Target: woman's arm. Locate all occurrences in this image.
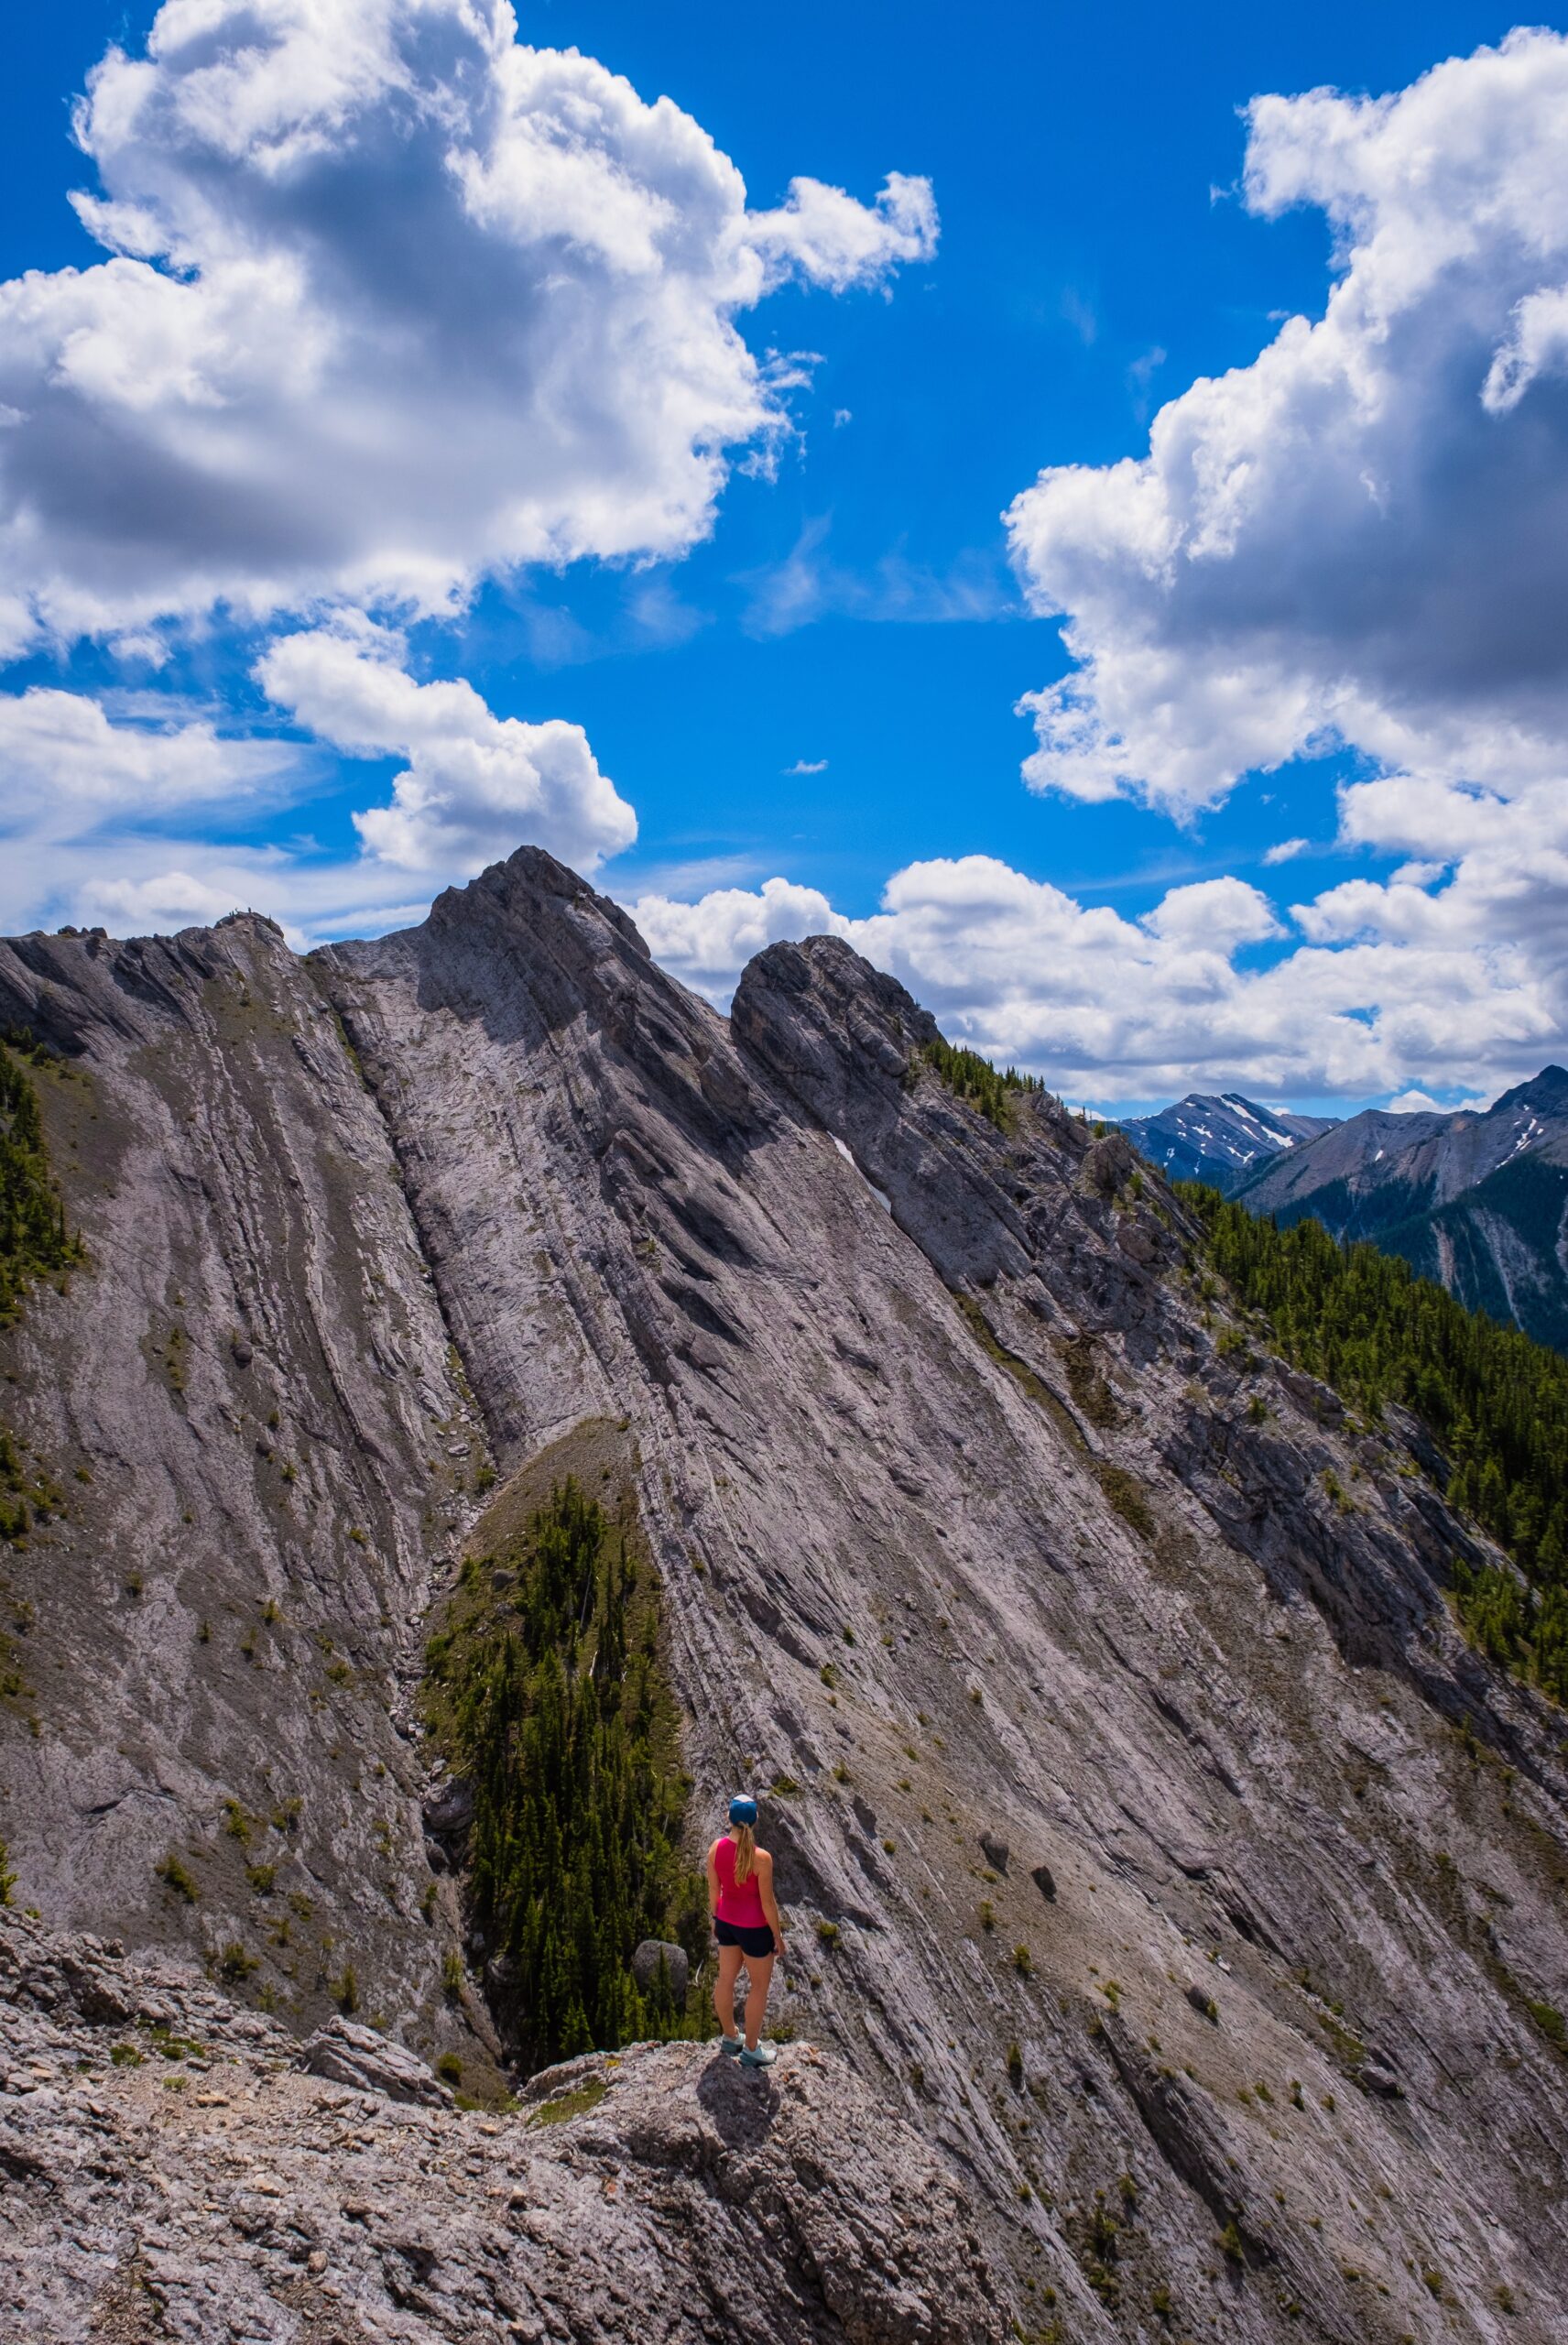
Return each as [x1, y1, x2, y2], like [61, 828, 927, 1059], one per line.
[757, 1849, 786, 1954]
[705, 1840, 720, 1919]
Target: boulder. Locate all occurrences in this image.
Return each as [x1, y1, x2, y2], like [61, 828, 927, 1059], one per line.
[421, 1778, 474, 1836]
[631, 1938, 690, 2005]
[296, 2016, 453, 2106]
[979, 1832, 1010, 1874]
[1360, 2053, 1403, 2099]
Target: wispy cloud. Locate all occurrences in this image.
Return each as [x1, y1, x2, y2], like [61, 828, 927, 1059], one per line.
[1262, 837, 1311, 864]
[1127, 345, 1166, 419]
[614, 851, 764, 901]
[741, 519, 1016, 638]
[1060, 287, 1098, 346]
[786, 758, 828, 774]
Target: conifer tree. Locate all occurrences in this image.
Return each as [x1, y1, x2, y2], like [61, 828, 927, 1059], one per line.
[434, 1480, 705, 2068]
[0, 1039, 83, 1320]
[918, 1036, 1043, 1129]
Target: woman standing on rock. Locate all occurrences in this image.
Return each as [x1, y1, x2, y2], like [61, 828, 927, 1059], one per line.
[708, 1795, 786, 2068]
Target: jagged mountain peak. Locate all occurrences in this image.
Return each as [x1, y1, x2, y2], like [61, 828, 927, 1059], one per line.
[1492, 1062, 1568, 1118]
[428, 841, 653, 963]
[1120, 1087, 1338, 1194]
[3, 867, 1567, 2340]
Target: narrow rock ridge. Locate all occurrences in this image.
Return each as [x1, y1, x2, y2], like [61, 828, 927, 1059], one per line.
[0, 847, 1564, 2342]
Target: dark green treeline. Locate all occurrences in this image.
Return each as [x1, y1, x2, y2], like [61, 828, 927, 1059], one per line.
[425, 1480, 708, 2070]
[0, 1037, 81, 1544]
[0, 1037, 82, 1323]
[919, 1034, 1047, 1130]
[1181, 1183, 1568, 1705]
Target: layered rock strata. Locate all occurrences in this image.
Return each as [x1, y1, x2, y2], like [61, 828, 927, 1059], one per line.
[0, 851, 1564, 2342]
[0, 913, 481, 2056]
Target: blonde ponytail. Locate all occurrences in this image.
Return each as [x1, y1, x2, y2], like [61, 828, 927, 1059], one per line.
[732, 1822, 757, 1886]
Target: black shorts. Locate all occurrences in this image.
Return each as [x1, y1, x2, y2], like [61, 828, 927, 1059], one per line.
[714, 1918, 776, 1957]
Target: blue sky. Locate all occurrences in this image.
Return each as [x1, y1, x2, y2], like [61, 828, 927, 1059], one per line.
[5, 3, 1568, 1112]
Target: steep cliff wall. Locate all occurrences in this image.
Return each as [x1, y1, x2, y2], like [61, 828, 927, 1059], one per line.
[2, 851, 1565, 2344]
[0, 914, 483, 2062]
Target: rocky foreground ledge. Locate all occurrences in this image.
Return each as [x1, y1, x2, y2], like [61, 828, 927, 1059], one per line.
[0, 1909, 1003, 2344]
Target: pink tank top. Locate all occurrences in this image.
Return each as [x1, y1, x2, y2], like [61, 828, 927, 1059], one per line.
[713, 1835, 767, 1928]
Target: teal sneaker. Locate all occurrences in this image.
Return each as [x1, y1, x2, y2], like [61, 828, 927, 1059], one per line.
[719, 2033, 742, 2056]
[738, 2041, 778, 2069]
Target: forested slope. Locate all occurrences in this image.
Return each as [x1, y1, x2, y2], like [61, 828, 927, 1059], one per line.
[1181, 1183, 1568, 1704]
[1233, 1068, 1568, 1352]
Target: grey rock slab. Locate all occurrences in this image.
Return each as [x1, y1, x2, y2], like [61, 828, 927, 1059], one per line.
[0, 913, 482, 2047]
[0, 1907, 1005, 2345]
[296, 2016, 453, 2106]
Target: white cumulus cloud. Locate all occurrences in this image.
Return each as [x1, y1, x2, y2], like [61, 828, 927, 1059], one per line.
[1007, 28, 1568, 819]
[0, 618, 633, 938]
[630, 876, 853, 994]
[625, 846, 1565, 1103]
[0, 685, 294, 831]
[0, 0, 936, 654]
[746, 171, 937, 296]
[256, 621, 637, 876]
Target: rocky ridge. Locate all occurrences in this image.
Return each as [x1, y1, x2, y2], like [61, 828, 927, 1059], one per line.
[0, 848, 1565, 2342]
[0, 1903, 998, 2344]
[0, 911, 484, 2067]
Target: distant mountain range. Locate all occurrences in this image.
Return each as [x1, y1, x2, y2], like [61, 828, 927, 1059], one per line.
[1119, 1092, 1340, 1191]
[1123, 1068, 1568, 1353]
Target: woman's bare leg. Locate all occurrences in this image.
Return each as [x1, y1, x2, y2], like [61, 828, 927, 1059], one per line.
[742, 1951, 775, 2050]
[714, 1943, 745, 2037]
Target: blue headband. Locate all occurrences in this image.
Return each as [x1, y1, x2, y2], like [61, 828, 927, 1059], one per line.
[728, 1795, 758, 1826]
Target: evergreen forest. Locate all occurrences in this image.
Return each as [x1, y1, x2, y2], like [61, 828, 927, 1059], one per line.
[1181, 1183, 1568, 1706]
[919, 1034, 1047, 1129]
[425, 1479, 709, 2070]
[0, 1037, 81, 1322]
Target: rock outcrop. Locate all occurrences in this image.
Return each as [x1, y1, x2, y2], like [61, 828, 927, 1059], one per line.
[1, 1905, 998, 2343]
[1, 847, 1565, 2341]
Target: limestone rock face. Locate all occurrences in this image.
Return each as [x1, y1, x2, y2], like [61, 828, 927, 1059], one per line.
[0, 1906, 1000, 2344]
[0, 914, 479, 2049]
[2, 848, 1567, 2341]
